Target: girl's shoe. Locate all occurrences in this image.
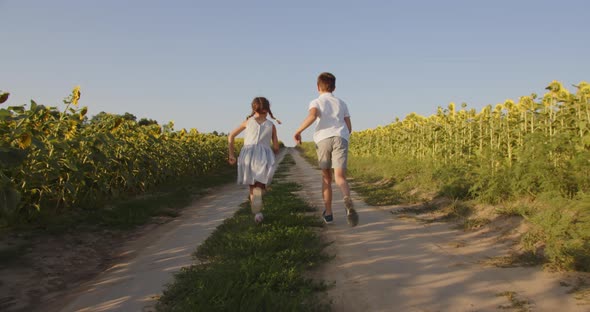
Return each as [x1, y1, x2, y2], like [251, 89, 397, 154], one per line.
[254, 212, 264, 223]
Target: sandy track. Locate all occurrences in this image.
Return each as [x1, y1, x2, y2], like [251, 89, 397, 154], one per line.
[287, 148, 587, 312]
[52, 181, 247, 312]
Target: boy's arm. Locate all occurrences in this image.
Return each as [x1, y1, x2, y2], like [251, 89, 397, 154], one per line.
[344, 116, 352, 134]
[228, 120, 247, 164]
[271, 124, 279, 154]
[293, 107, 318, 145]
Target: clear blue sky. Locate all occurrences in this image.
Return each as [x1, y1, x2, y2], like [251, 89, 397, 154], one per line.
[2, 0, 588, 145]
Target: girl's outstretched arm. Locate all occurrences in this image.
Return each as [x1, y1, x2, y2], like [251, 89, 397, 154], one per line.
[272, 124, 279, 154]
[228, 120, 247, 164]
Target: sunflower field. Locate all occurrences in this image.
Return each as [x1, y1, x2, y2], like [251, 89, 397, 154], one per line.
[0, 87, 229, 225]
[350, 81, 590, 202]
[346, 81, 590, 270]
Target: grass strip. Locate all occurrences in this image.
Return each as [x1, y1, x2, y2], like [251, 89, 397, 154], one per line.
[157, 154, 330, 312]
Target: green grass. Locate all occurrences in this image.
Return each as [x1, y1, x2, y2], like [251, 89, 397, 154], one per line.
[347, 156, 437, 204]
[295, 143, 320, 170]
[350, 179, 404, 206]
[521, 195, 590, 272]
[495, 200, 539, 218]
[157, 153, 330, 312]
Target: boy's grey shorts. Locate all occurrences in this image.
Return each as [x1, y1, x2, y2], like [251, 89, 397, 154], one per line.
[316, 136, 349, 169]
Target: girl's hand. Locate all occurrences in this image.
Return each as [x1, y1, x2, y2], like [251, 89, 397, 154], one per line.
[228, 155, 237, 165]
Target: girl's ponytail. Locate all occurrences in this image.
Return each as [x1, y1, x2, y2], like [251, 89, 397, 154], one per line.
[268, 110, 282, 124]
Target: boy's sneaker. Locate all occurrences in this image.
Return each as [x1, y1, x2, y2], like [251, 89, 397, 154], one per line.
[254, 212, 264, 223]
[344, 196, 359, 227]
[322, 210, 333, 224]
[251, 187, 263, 214]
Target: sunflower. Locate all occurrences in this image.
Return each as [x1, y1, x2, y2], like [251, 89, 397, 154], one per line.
[72, 86, 81, 106]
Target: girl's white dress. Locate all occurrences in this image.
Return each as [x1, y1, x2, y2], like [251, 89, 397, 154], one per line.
[237, 118, 276, 185]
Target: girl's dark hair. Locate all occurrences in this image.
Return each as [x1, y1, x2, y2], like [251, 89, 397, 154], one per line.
[246, 97, 281, 124]
[317, 72, 336, 92]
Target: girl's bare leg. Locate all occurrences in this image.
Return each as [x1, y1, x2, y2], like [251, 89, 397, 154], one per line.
[250, 182, 266, 214]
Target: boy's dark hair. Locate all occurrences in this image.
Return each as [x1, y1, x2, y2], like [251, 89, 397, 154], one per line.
[246, 97, 281, 124]
[317, 72, 336, 92]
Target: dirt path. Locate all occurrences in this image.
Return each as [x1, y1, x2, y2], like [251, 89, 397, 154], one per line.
[50, 182, 247, 312]
[49, 150, 286, 312]
[287, 148, 588, 312]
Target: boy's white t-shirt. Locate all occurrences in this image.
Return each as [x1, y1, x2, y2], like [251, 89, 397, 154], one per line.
[309, 93, 351, 144]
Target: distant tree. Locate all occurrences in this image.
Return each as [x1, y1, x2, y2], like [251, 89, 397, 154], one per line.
[89, 111, 110, 124]
[138, 118, 159, 126]
[90, 112, 139, 124]
[121, 112, 137, 122]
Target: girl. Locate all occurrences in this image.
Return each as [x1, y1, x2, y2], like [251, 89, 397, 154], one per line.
[228, 97, 281, 223]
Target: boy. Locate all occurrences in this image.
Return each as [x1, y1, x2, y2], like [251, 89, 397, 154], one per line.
[294, 72, 358, 226]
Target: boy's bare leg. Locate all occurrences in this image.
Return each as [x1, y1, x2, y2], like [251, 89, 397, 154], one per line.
[334, 168, 350, 198]
[335, 168, 358, 226]
[322, 169, 333, 215]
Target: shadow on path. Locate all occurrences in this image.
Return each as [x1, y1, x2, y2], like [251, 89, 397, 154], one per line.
[287, 148, 587, 312]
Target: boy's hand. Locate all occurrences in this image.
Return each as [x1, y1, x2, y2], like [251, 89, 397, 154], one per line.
[228, 155, 236, 165]
[294, 132, 302, 145]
